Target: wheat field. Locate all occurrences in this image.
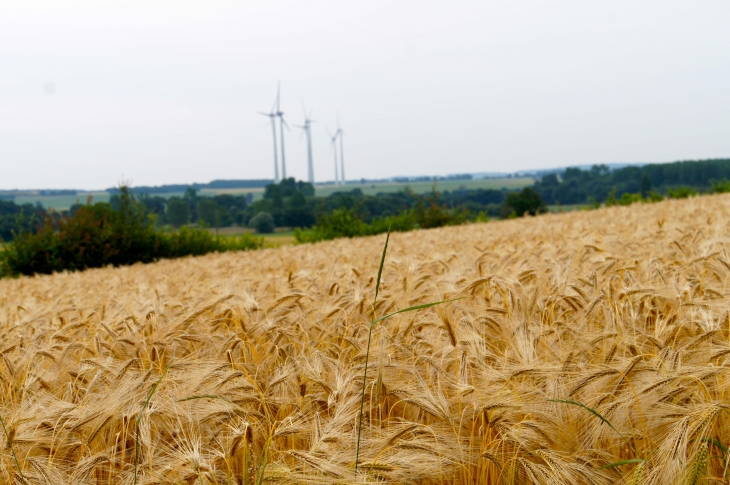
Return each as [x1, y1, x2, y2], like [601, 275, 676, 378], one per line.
[2, 196, 730, 484]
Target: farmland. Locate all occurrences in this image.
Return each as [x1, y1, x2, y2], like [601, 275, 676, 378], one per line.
[1, 195, 730, 483]
[12, 177, 532, 210]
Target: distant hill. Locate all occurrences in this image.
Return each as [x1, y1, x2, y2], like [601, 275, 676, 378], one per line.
[106, 179, 273, 194]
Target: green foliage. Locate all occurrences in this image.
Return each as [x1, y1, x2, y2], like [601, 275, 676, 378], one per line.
[166, 197, 190, 227]
[161, 227, 261, 258]
[711, 179, 730, 193]
[475, 211, 489, 223]
[605, 188, 619, 207]
[618, 192, 643, 206]
[0, 186, 263, 277]
[667, 186, 698, 199]
[0, 200, 46, 242]
[645, 190, 664, 202]
[534, 159, 730, 205]
[197, 198, 232, 229]
[414, 190, 467, 228]
[250, 212, 275, 234]
[504, 187, 546, 216]
[294, 204, 449, 244]
[294, 208, 364, 243]
[640, 173, 652, 197]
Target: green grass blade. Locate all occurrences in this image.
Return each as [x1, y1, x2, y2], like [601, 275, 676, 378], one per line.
[600, 458, 645, 469]
[374, 227, 390, 307]
[704, 436, 729, 456]
[548, 399, 624, 439]
[355, 229, 461, 477]
[0, 414, 27, 484]
[356, 229, 391, 476]
[549, 398, 640, 457]
[371, 297, 464, 327]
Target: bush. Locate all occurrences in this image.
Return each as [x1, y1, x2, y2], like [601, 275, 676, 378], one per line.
[0, 186, 264, 277]
[667, 186, 698, 199]
[250, 212, 275, 234]
[711, 179, 730, 194]
[414, 192, 466, 228]
[504, 188, 546, 216]
[645, 191, 664, 202]
[618, 193, 643, 206]
[294, 208, 420, 244]
[162, 226, 262, 258]
[366, 210, 418, 235]
[605, 188, 619, 207]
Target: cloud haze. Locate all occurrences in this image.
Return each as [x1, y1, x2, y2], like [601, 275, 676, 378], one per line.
[1, 1, 729, 189]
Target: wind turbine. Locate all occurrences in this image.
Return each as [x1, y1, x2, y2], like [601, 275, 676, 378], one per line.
[275, 82, 289, 180]
[296, 103, 315, 184]
[258, 98, 279, 183]
[336, 114, 345, 186]
[327, 127, 339, 184]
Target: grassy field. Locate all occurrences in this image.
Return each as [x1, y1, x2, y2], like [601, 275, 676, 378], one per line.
[3, 195, 730, 483]
[312, 177, 534, 198]
[11, 178, 533, 210]
[195, 177, 535, 201]
[212, 226, 297, 247]
[13, 192, 111, 210]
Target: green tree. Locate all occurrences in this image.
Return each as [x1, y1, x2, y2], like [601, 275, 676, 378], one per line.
[250, 212, 275, 233]
[198, 198, 221, 229]
[167, 197, 190, 228]
[640, 174, 652, 198]
[183, 187, 199, 222]
[504, 187, 546, 216]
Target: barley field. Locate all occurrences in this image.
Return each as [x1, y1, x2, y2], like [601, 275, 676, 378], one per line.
[2, 195, 730, 484]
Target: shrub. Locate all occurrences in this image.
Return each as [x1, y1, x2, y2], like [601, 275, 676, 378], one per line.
[294, 208, 420, 244]
[366, 210, 418, 235]
[504, 187, 546, 216]
[250, 212, 275, 234]
[618, 193, 643, 206]
[1, 189, 162, 276]
[605, 188, 619, 207]
[0, 187, 264, 277]
[711, 179, 730, 194]
[667, 186, 698, 199]
[162, 226, 262, 258]
[645, 191, 664, 202]
[414, 192, 466, 228]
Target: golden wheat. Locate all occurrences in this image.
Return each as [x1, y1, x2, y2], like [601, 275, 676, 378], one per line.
[2, 195, 730, 484]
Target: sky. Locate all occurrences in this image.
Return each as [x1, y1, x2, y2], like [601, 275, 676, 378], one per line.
[1, 1, 730, 190]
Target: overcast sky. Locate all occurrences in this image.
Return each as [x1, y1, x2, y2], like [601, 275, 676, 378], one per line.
[2, 1, 729, 190]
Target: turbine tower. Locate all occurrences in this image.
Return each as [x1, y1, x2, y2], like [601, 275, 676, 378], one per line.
[296, 103, 315, 184]
[327, 127, 339, 184]
[336, 115, 345, 186]
[258, 98, 279, 183]
[275, 82, 289, 180]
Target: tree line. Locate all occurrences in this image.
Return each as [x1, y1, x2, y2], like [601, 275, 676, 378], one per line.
[533, 158, 730, 205]
[6, 156, 730, 248]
